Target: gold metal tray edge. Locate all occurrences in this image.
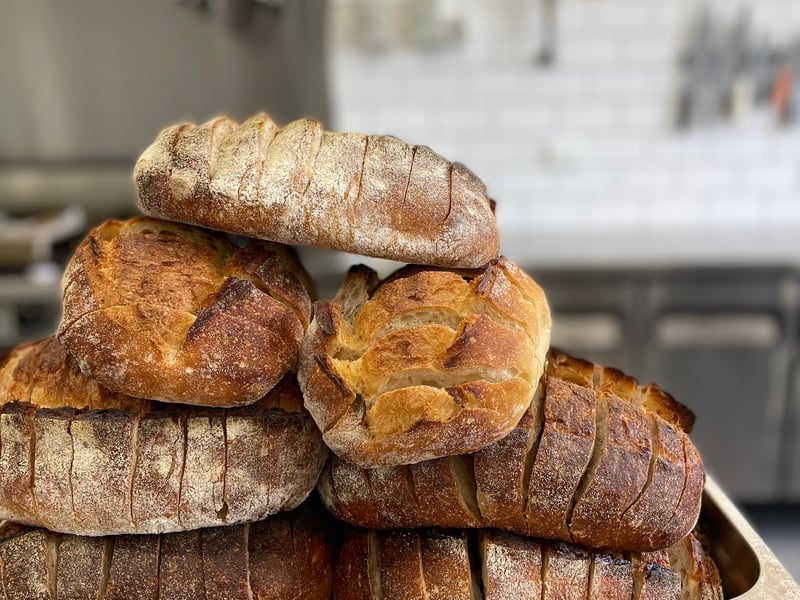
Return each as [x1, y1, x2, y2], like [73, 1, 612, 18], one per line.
[703, 477, 800, 599]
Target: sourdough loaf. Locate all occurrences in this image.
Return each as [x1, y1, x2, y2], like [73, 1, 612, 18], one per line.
[333, 527, 723, 600]
[57, 216, 314, 407]
[318, 349, 703, 553]
[0, 506, 333, 600]
[134, 113, 500, 269]
[299, 257, 551, 467]
[0, 337, 327, 536]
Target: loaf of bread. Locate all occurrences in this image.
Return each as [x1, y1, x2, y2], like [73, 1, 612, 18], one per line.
[333, 527, 722, 599]
[318, 349, 703, 553]
[134, 113, 500, 269]
[299, 257, 551, 467]
[0, 337, 327, 536]
[0, 506, 333, 600]
[58, 216, 314, 407]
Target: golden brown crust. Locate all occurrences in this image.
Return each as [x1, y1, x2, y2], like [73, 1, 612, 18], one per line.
[57, 216, 314, 407]
[134, 113, 500, 269]
[1, 508, 334, 600]
[299, 257, 551, 467]
[318, 351, 703, 554]
[666, 534, 724, 600]
[548, 348, 695, 433]
[525, 377, 596, 542]
[569, 392, 653, 549]
[0, 337, 327, 536]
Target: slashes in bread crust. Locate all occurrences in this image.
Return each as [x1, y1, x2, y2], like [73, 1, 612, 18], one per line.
[333, 527, 722, 600]
[58, 217, 314, 407]
[135, 113, 500, 268]
[0, 506, 333, 599]
[299, 257, 551, 467]
[0, 337, 327, 536]
[318, 349, 704, 553]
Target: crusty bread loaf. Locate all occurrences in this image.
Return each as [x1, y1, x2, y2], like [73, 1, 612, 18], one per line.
[299, 257, 551, 467]
[547, 347, 695, 433]
[333, 527, 723, 600]
[134, 113, 500, 269]
[57, 216, 314, 407]
[318, 350, 703, 553]
[0, 337, 327, 536]
[0, 506, 333, 600]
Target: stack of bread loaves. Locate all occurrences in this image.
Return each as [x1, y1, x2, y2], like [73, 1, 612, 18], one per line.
[0, 112, 722, 599]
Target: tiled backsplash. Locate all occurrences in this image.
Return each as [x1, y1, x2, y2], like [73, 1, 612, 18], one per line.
[327, 0, 800, 253]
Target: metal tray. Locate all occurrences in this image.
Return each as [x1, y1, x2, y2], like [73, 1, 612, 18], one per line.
[703, 477, 799, 598]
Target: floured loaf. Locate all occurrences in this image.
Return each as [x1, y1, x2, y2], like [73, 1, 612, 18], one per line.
[134, 113, 500, 268]
[0, 337, 327, 536]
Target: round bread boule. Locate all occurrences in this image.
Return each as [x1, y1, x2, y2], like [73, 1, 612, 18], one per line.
[299, 256, 551, 467]
[57, 216, 314, 407]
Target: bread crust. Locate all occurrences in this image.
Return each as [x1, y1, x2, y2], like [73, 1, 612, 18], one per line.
[134, 113, 500, 268]
[299, 257, 551, 467]
[333, 528, 723, 600]
[318, 350, 703, 553]
[57, 216, 313, 407]
[0, 337, 327, 536]
[0, 507, 333, 600]
[548, 348, 695, 433]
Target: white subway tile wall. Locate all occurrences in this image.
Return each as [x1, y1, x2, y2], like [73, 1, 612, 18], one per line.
[327, 0, 800, 256]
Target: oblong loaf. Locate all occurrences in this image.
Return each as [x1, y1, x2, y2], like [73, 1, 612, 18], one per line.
[0, 337, 327, 536]
[299, 258, 551, 467]
[333, 527, 722, 600]
[0, 506, 333, 600]
[134, 113, 500, 269]
[318, 350, 703, 552]
[57, 216, 314, 407]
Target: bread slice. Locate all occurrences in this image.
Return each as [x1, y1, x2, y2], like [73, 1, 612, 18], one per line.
[0, 507, 333, 600]
[299, 258, 551, 467]
[525, 377, 596, 542]
[568, 392, 652, 549]
[333, 528, 723, 599]
[57, 216, 314, 407]
[134, 113, 500, 269]
[0, 337, 327, 536]
[318, 350, 702, 553]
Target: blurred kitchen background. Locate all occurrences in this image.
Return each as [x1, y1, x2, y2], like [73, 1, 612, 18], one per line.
[1, 0, 799, 578]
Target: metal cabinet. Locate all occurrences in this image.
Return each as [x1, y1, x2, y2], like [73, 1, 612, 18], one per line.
[639, 269, 797, 502]
[789, 347, 800, 499]
[531, 266, 800, 503]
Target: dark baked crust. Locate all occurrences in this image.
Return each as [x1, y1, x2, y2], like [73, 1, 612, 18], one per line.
[0, 337, 327, 536]
[57, 216, 314, 407]
[134, 113, 500, 269]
